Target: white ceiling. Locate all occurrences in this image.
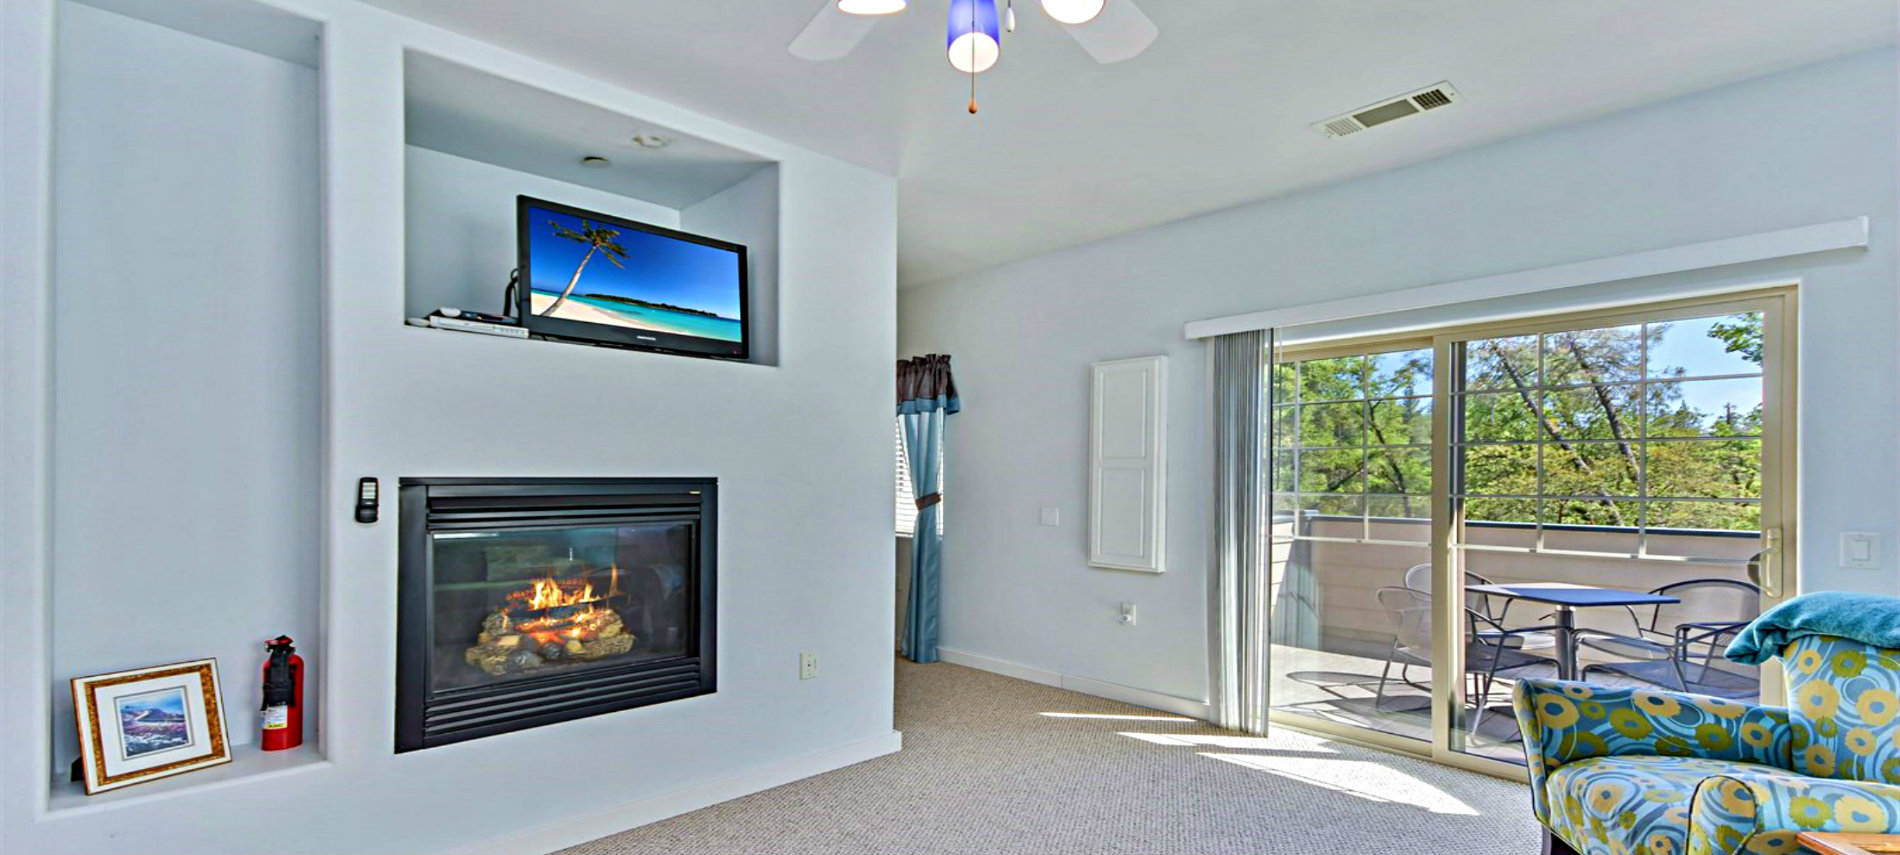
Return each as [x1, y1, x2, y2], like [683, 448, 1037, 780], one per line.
[359, 0, 1896, 286]
[405, 52, 773, 209]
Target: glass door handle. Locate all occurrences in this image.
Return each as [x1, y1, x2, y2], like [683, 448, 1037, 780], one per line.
[1752, 527, 1783, 598]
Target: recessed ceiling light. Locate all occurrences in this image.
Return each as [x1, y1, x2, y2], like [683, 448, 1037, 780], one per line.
[630, 134, 675, 150]
[580, 155, 611, 168]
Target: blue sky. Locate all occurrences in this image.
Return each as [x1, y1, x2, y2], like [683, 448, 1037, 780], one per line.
[1642, 314, 1762, 417]
[526, 206, 743, 320]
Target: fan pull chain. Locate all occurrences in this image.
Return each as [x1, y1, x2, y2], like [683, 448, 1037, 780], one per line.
[968, 0, 979, 114]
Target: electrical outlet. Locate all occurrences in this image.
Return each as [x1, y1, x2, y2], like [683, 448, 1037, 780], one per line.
[800, 651, 819, 680]
[1119, 602, 1137, 626]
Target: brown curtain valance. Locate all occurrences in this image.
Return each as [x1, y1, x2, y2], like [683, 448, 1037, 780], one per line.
[896, 354, 961, 414]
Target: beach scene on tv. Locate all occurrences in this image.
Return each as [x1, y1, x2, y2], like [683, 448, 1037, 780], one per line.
[526, 205, 744, 343]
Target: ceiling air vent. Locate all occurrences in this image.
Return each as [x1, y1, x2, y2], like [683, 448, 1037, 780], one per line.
[1312, 81, 1461, 139]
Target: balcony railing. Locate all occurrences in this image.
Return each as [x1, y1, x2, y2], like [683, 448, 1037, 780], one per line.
[1268, 513, 1761, 762]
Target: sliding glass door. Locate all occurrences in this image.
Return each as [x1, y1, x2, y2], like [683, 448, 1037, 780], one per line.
[1268, 341, 1437, 748]
[1266, 289, 1796, 774]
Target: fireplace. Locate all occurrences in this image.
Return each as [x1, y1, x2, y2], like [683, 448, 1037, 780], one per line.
[395, 478, 716, 752]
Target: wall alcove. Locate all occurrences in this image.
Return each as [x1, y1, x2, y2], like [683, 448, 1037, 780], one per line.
[403, 52, 783, 366]
[45, 0, 329, 808]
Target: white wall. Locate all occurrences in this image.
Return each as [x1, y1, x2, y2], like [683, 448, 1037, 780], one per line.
[50, 1, 322, 759]
[681, 165, 781, 366]
[404, 145, 680, 319]
[898, 48, 1900, 708]
[3, 0, 898, 852]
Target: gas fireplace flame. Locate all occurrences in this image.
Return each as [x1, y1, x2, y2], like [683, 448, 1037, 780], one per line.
[528, 576, 596, 611]
[507, 564, 621, 613]
[465, 564, 635, 676]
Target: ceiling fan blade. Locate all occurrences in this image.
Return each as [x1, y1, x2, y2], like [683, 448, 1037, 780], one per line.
[789, 2, 881, 61]
[1061, 0, 1158, 64]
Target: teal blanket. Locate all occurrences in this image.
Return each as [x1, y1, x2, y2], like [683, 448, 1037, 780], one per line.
[1726, 591, 1900, 664]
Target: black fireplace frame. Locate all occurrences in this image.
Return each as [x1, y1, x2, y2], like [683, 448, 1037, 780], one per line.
[395, 477, 717, 753]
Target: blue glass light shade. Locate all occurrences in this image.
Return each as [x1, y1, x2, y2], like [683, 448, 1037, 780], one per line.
[946, 0, 1001, 73]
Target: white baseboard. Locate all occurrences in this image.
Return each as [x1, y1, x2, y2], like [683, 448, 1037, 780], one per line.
[936, 647, 1211, 720]
[450, 730, 904, 855]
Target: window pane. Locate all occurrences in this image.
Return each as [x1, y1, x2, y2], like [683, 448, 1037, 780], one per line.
[1298, 448, 1365, 494]
[1648, 500, 1760, 532]
[1299, 402, 1365, 448]
[1298, 356, 1365, 403]
[1367, 494, 1430, 521]
[1271, 404, 1298, 447]
[1542, 384, 1642, 442]
[1368, 348, 1434, 399]
[1367, 496, 1430, 541]
[1648, 313, 1763, 379]
[1542, 324, 1644, 387]
[1368, 447, 1432, 495]
[1270, 361, 1299, 404]
[1544, 497, 1640, 530]
[1543, 441, 1640, 498]
[1646, 378, 1763, 438]
[1646, 439, 1761, 499]
[1461, 391, 1537, 442]
[1461, 496, 1536, 525]
[1463, 336, 1537, 390]
[1271, 451, 1296, 494]
[1303, 493, 1364, 518]
[1542, 501, 1639, 553]
[1460, 443, 1537, 496]
[1370, 397, 1432, 445]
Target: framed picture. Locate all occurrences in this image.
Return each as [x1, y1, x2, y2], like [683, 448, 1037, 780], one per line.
[71, 659, 230, 794]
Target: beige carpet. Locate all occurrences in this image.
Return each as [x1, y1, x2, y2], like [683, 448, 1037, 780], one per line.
[561, 659, 1540, 855]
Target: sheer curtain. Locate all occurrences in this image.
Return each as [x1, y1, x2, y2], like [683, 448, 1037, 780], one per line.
[1210, 330, 1271, 734]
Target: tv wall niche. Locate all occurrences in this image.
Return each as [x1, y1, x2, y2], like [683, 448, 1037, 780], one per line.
[402, 52, 781, 366]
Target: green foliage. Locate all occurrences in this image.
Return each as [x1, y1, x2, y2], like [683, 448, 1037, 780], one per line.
[1271, 313, 1765, 532]
[1709, 314, 1765, 366]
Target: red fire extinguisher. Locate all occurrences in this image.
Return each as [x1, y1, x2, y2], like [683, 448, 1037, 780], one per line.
[261, 635, 304, 751]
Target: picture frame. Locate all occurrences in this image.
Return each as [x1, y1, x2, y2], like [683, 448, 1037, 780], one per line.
[71, 658, 230, 794]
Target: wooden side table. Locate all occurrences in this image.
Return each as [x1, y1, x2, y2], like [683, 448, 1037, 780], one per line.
[1798, 833, 1900, 855]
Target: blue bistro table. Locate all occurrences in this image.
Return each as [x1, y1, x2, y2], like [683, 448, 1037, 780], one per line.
[1465, 582, 1681, 680]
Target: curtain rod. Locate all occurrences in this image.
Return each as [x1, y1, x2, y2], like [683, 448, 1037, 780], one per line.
[1183, 217, 1868, 340]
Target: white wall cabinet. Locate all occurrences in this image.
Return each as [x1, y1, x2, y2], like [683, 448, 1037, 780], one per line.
[1088, 355, 1167, 573]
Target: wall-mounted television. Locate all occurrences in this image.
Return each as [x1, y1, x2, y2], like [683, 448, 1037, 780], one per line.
[516, 196, 749, 360]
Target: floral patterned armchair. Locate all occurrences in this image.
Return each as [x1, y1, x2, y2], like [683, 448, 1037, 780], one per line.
[1515, 635, 1900, 855]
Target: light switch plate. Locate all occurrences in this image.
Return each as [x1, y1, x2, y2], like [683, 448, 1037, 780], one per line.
[1039, 506, 1061, 527]
[1842, 532, 1881, 569]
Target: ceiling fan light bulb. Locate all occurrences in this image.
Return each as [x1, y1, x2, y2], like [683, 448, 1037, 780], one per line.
[838, 0, 906, 15]
[946, 0, 1002, 73]
[1040, 0, 1104, 25]
[947, 32, 1000, 73]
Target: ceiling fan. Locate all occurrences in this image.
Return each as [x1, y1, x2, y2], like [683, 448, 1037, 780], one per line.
[789, 0, 1158, 112]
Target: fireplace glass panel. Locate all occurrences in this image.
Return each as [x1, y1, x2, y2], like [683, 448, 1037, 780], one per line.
[429, 523, 695, 693]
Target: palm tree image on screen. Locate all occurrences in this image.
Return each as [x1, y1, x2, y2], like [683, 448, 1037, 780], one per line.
[537, 219, 629, 316]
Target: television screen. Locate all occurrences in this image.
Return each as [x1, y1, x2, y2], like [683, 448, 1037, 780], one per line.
[517, 196, 748, 359]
